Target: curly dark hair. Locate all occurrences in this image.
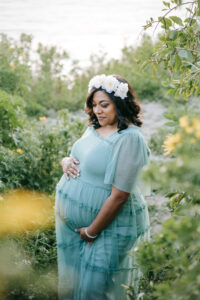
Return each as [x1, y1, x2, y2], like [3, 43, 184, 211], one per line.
[84, 74, 143, 133]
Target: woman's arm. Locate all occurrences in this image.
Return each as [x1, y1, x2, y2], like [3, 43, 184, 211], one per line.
[76, 186, 130, 242]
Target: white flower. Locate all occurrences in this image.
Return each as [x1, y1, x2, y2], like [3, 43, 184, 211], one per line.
[88, 74, 106, 93]
[102, 75, 119, 93]
[88, 74, 128, 100]
[114, 82, 128, 99]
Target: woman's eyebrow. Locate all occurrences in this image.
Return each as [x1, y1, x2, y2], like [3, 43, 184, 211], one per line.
[93, 100, 109, 104]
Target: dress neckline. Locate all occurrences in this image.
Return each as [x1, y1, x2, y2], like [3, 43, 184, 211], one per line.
[91, 125, 137, 140]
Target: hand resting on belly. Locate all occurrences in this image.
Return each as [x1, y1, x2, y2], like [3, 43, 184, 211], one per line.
[61, 156, 80, 180]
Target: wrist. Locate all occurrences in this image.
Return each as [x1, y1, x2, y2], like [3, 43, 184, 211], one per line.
[87, 226, 98, 237]
[61, 157, 68, 165]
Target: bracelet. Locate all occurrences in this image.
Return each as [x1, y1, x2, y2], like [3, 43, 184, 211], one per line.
[84, 227, 98, 239]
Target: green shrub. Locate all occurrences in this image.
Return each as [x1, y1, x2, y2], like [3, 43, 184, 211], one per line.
[0, 33, 171, 118]
[0, 89, 86, 193]
[0, 89, 26, 147]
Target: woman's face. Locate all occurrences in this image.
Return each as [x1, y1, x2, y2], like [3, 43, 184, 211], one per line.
[92, 90, 118, 127]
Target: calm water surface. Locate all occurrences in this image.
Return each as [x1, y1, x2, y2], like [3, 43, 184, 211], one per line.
[0, 0, 184, 68]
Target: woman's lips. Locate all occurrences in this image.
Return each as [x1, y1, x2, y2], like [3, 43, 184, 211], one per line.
[98, 117, 105, 120]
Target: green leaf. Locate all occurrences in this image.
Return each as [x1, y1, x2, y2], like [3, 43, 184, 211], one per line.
[141, 59, 152, 70]
[165, 192, 178, 198]
[164, 121, 176, 127]
[184, 18, 197, 25]
[166, 88, 176, 96]
[152, 62, 158, 70]
[163, 113, 176, 121]
[186, 8, 193, 14]
[158, 17, 172, 29]
[169, 16, 183, 26]
[163, 1, 170, 8]
[169, 30, 178, 40]
[174, 54, 181, 72]
[178, 50, 193, 61]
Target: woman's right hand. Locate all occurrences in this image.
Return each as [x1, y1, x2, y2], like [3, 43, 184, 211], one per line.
[61, 157, 80, 180]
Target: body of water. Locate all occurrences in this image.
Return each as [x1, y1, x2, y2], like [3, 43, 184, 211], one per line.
[0, 0, 185, 68]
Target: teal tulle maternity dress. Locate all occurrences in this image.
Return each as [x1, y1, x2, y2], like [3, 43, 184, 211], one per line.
[54, 124, 151, 300]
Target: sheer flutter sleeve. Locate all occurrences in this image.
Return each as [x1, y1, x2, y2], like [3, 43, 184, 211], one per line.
[104, 131, 151, 193]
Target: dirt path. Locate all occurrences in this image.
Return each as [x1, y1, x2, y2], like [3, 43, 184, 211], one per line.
[140, 102, 171, 235]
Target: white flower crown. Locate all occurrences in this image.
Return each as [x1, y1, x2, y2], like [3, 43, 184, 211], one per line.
[88, 74, 129, 100]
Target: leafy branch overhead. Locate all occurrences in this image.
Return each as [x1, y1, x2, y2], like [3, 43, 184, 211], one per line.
[142, 0, 200, 100]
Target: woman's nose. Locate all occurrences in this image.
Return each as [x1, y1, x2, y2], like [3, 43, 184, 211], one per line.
[94, 105, 102, 114]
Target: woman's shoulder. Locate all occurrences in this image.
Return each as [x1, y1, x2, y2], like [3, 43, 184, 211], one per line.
[114, 125, 150, 151]
[117, 125, 144, 140]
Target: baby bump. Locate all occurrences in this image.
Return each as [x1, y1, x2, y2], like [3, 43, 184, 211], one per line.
[55, 175, 110, 229]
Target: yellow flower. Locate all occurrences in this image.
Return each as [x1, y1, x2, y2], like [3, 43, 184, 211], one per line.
[10, 64, 16, 70]
[190, 138, 196, 144]
[163, 133, 182, 156]
[39, 116, 46, 121]
[185, 126, 194, 134]
[179, 115, 189, 128]
[192, 118, 200, 138]
[19, 53, 25, 57]
[179, 115, 193, 134]
[16, 148, 23, 154]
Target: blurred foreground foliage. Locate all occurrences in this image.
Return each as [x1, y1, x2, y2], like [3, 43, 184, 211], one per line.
[0, 190, 58, 299]
[125, 1, 200, 299]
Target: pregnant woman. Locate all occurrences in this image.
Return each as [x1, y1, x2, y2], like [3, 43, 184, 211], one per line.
[55, 74, 151, 300]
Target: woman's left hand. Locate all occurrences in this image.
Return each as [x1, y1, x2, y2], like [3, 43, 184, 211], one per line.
[75, 227, 96, 245]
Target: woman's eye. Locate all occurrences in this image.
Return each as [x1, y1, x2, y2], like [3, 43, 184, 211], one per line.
[92, 103, 108, 108]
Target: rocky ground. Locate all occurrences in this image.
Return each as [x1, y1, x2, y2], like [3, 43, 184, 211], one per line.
[140, 97, 200, 234]
[140, 102, 171, 235]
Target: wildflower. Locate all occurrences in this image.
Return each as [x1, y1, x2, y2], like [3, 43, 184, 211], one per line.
[10, 64, 16, 70]
[19, 53, 25, 57]
[192, 118, 200, 138]
[16, 148, 23, 154]
[179, 115, 193, 134]
[39, 116, 46, 121]
[179, 115, 188, 128]
[162, 133, 182, 156]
